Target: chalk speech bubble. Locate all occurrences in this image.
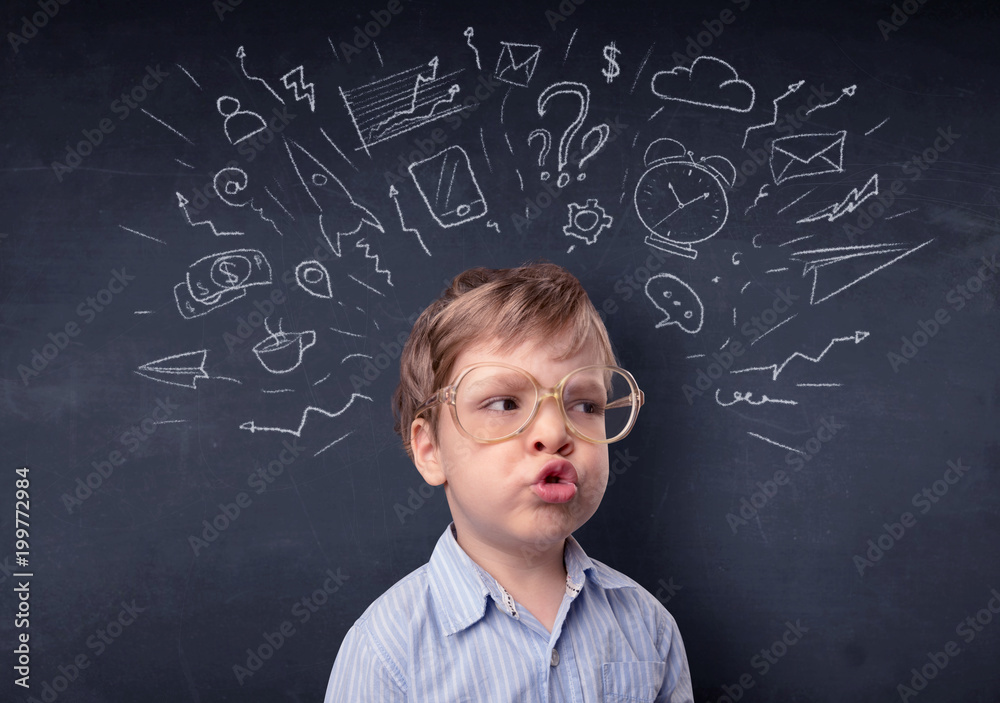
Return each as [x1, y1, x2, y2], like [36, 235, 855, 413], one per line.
[645, 273, 704, 334]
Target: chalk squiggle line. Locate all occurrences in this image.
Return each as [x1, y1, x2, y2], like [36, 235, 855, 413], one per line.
[239, 393, 372, 436]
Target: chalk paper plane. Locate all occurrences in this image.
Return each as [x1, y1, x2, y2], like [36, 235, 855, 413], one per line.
[135, 350, 217, 388]
[790, 240, 934, 305]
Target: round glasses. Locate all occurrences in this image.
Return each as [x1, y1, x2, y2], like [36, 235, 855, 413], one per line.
[415, 362, 645, 444]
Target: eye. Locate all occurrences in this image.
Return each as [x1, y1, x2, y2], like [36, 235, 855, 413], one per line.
[568, 399, 604, 415]
[481, 397, 520, 413]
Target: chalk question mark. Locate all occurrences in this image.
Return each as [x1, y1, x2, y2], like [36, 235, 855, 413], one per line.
[577, 123, 611, 173]
[537, 82, 610, 187]
[527, 129, 552, 181]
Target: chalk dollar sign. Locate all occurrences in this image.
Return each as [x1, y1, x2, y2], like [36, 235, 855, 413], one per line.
[602, 42, 620, 83]
[218, 260, 242, 285]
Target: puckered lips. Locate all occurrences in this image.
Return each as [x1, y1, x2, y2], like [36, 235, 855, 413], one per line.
[531, 459, 578, 504]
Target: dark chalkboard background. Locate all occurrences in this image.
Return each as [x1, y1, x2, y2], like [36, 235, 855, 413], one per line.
[2, 0, 999, 701]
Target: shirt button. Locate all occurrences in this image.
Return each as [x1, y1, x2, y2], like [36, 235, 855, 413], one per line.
[550, 649, 560, 667]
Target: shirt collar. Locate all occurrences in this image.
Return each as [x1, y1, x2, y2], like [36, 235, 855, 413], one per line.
[563, 532, 636, 591]
[425, 524, 492, 636]
[426, 524, 636, 636]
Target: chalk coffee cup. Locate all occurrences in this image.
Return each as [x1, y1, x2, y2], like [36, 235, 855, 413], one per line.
[253, 329, 316, 374]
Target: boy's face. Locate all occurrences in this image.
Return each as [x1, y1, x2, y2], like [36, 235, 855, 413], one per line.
[410, 330, 611, 559]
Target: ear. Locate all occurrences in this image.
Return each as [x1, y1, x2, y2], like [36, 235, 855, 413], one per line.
[411, 417, 446, 486]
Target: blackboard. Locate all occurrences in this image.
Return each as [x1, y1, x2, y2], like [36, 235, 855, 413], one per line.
[3, 0, 999, 700]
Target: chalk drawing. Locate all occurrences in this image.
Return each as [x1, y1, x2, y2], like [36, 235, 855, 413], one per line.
[537, 82, 609, 187]
[389, 185, 431, 256]
[804, 84, 856, 116]
[645, 274, 704, 334]
[120, 225, 165, 245]
[750, 313, 798, 346]
[790, 240, 934, 305]
[176, 63, 202, 90]
[237, 46, 285, 103]
[239, 393, 372, 436]
[495, 42, 540, 87]
[175, 248, 271, 319]
[320, 127, 358, 171]
[776, 188, 815, 215]
[464, 27, 481, 70]
[629, 43, 655, 95]
[140, 109, 194, 145]
[563, 199, 613, 245]
[213, 167, 286, 236]
[747, 431, 807, 457]
[865, 117, 890, 136]
[745, 185, 770, 215]
[253, 318, 316, 374]
[281, 66, 316, 111]
[135, 350, 236, 389]
[743, 81, 804, 147]
[217, 96, 267, 145]
[408, 145, 487, 228]
[796, 175, 879, 224]
[716, 390, 798, 407]
[732, 330, 870, 380]
[635, 139, 732, 259]
[602, 42, 621, 83]
[315, 431, 353, 457]
[563, 28, 578, 65]
[295, 260, 334, 300]
[340, 57, 465, 154]
[651, 56, 755, 113]
[770, 131, 846, 185]
[284, 138, 389, 285]
[176, 192, 241, 237]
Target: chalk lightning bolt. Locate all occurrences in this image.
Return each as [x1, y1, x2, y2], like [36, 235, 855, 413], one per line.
[389, 185, 431, 256]
[796, 175, 878, 224]
[355, 238, 393, 287]
[282, 66, 315, 111]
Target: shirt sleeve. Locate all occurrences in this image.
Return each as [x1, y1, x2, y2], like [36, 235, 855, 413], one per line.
[324, 621, 407, 703]
[656, 609, 694, 703]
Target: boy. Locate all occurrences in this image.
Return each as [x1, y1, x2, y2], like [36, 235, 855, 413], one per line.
[325, 262, 693, 701]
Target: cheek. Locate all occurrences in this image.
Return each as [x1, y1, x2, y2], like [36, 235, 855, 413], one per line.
[580, 448, 610, 501]
[594, 446, 610, 476]
[441, 443, 517, 493]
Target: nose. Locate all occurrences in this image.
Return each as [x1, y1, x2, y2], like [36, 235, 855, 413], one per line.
[527, 392, 572, 454]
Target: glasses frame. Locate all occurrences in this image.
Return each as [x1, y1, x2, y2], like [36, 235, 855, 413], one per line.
[414, 362, 645, 445]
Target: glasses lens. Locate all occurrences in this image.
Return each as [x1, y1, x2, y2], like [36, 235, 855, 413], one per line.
[454, 365, 537, 441]
[562, 367, 636, 442]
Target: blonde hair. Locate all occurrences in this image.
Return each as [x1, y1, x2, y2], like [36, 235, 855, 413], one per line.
[392, 262, 616, 459]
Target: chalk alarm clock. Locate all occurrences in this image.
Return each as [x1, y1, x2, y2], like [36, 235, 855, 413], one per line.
[634, 139, 735, 259]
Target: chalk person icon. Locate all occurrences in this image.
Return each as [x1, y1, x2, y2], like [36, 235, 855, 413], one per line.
[217, 96, 267, 145]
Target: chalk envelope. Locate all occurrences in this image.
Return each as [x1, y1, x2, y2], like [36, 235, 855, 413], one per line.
[495, 42, 540, 87]
[769, 131, 847, 185]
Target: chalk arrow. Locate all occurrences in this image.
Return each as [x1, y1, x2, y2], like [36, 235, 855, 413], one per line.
[731, 331, 870, 381]
[176, 192, 242, 236]
[389, 185, 431, 257]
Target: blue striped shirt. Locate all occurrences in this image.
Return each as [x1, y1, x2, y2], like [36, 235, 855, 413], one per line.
[325, 525, 693, 702]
